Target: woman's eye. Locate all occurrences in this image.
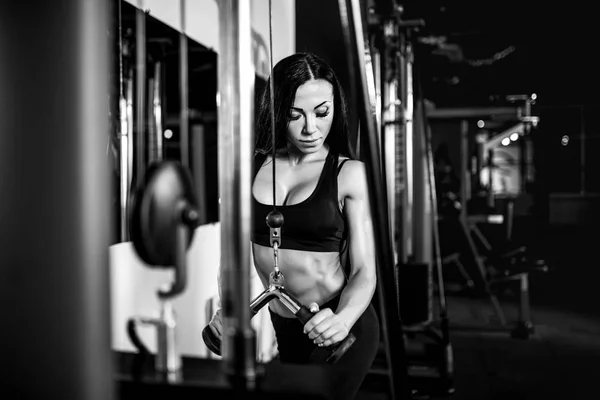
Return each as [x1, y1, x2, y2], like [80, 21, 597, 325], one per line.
[317, 111, 330, 118]
[289, 114, 301, 121]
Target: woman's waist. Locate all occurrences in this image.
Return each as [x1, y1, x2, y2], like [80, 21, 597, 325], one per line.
[253, 243, 342, 280]
[253, 240, 340, 260]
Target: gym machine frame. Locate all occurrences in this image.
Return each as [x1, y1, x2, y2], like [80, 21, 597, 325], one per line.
[339, 0, 417, 399]
[365, 2, 455, 397]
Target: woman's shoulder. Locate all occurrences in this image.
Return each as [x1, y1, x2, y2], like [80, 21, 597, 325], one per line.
[336, 157, 367, 195]
[336, 156, 365, 175]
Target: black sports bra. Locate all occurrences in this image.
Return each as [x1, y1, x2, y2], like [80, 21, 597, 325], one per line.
[251, 151, 349, 252]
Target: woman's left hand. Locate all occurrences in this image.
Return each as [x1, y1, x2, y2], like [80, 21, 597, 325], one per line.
[303, 303, 350, 347]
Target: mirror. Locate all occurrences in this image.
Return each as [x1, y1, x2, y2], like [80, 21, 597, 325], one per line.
[109, 0, 219, 245]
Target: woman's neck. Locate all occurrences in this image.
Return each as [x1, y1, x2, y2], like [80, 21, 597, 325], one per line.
[281, 144, 329, 166]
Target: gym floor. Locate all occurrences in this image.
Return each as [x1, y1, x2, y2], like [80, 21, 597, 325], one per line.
[358, 224, 600, 399]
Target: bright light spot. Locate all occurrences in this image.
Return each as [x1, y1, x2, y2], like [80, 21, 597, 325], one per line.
[531, 93, 537, 100]
[477, 120, 485, 128]
[561, 135, 569, 146]
[510, 133, 519, 141]
[164, 129, 173, 139]
[501, 137, 511, 146]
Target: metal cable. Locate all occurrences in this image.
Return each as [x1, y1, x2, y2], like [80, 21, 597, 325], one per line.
[268, 0, 277, 210]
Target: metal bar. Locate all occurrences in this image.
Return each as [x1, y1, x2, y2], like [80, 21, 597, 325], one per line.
[520, 134, 526, 193]
[126, 73, 135, 207]
[460, 120, 469, 216]
[118, 0, 131, 241]
[381, 20, 399, 263]
[506, 199, 514, 241]
[135, 0, 146, 186]
[424, 117, 448, 323]
[217, 0, 257, 389]
[0, 0, 113, 398]
[487, 149, 494, 208]
[411, 46, 431, 267]
[381, 21, 407, 266]
[402, 37, 414, 260]
[412, 97, 433, 323]
[427, 107, 520, 120]
[153, 62, 164, 161]
[518, 274, 531, 326]
[482, 122, 525, 153]
[580, 107, 585, 194]
[338, 0, 411, 399]
[180, 0, 190, 167]
[147, 77, 157, 161]
[372, 38, 382, 141]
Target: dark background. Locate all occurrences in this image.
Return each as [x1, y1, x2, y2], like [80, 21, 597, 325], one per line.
[297, 0, 600, 108]
[295, 0, 600, 223]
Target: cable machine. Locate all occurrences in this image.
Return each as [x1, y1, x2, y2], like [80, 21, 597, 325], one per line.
[117, 0, 376, 399]
[365, 1, 455, 397]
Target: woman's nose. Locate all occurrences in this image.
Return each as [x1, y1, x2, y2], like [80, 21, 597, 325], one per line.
[304, 115, 318, 134]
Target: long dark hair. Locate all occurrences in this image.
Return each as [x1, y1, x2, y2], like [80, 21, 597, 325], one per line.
[255, 52, 355, 158]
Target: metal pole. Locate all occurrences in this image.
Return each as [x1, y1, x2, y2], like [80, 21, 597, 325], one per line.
[381, 20, 400, 264]
[180, 0, 190, 168]
[0, 1, 114, 399]
[135, 0, 147, 187]
[217, 0, 257, 390]
[147, 77, 157, 161]
[396, 22, 415, 263]
[126, 71, 135, 214]
[403, 38, 415, 259]
[410, 43, 430, 266]
[460, 120, 469, 217]
[580, 106, 586, 194]
[487, 148, 495, 208]
[372, 38, 382, 142]
[117, 0, 130, 242]
[412, 90, 433, 325]
[153, 62, 164, 162]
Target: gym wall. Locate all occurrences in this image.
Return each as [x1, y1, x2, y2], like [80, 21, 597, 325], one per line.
[123, 0, 295, 73]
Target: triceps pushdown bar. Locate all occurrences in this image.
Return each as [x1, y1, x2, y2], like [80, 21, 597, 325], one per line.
[202, 268, 356, 364]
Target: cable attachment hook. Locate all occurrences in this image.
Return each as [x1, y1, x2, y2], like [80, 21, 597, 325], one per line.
[266, 210, 284, 277]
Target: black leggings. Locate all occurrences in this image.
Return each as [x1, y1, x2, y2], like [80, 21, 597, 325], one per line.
[268, 295, 380, 400]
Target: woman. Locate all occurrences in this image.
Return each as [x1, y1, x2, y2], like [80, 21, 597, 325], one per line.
[209, 52, 380, 399]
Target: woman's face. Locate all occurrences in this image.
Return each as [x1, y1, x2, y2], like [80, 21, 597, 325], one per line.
[286, 79, 334, 154]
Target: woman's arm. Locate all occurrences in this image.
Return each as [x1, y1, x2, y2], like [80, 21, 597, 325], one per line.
[304, 160, 377, 347]
[335, 160, 377, 326]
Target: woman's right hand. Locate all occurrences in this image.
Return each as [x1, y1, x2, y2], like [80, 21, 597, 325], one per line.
[208, 308, 223, 341]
